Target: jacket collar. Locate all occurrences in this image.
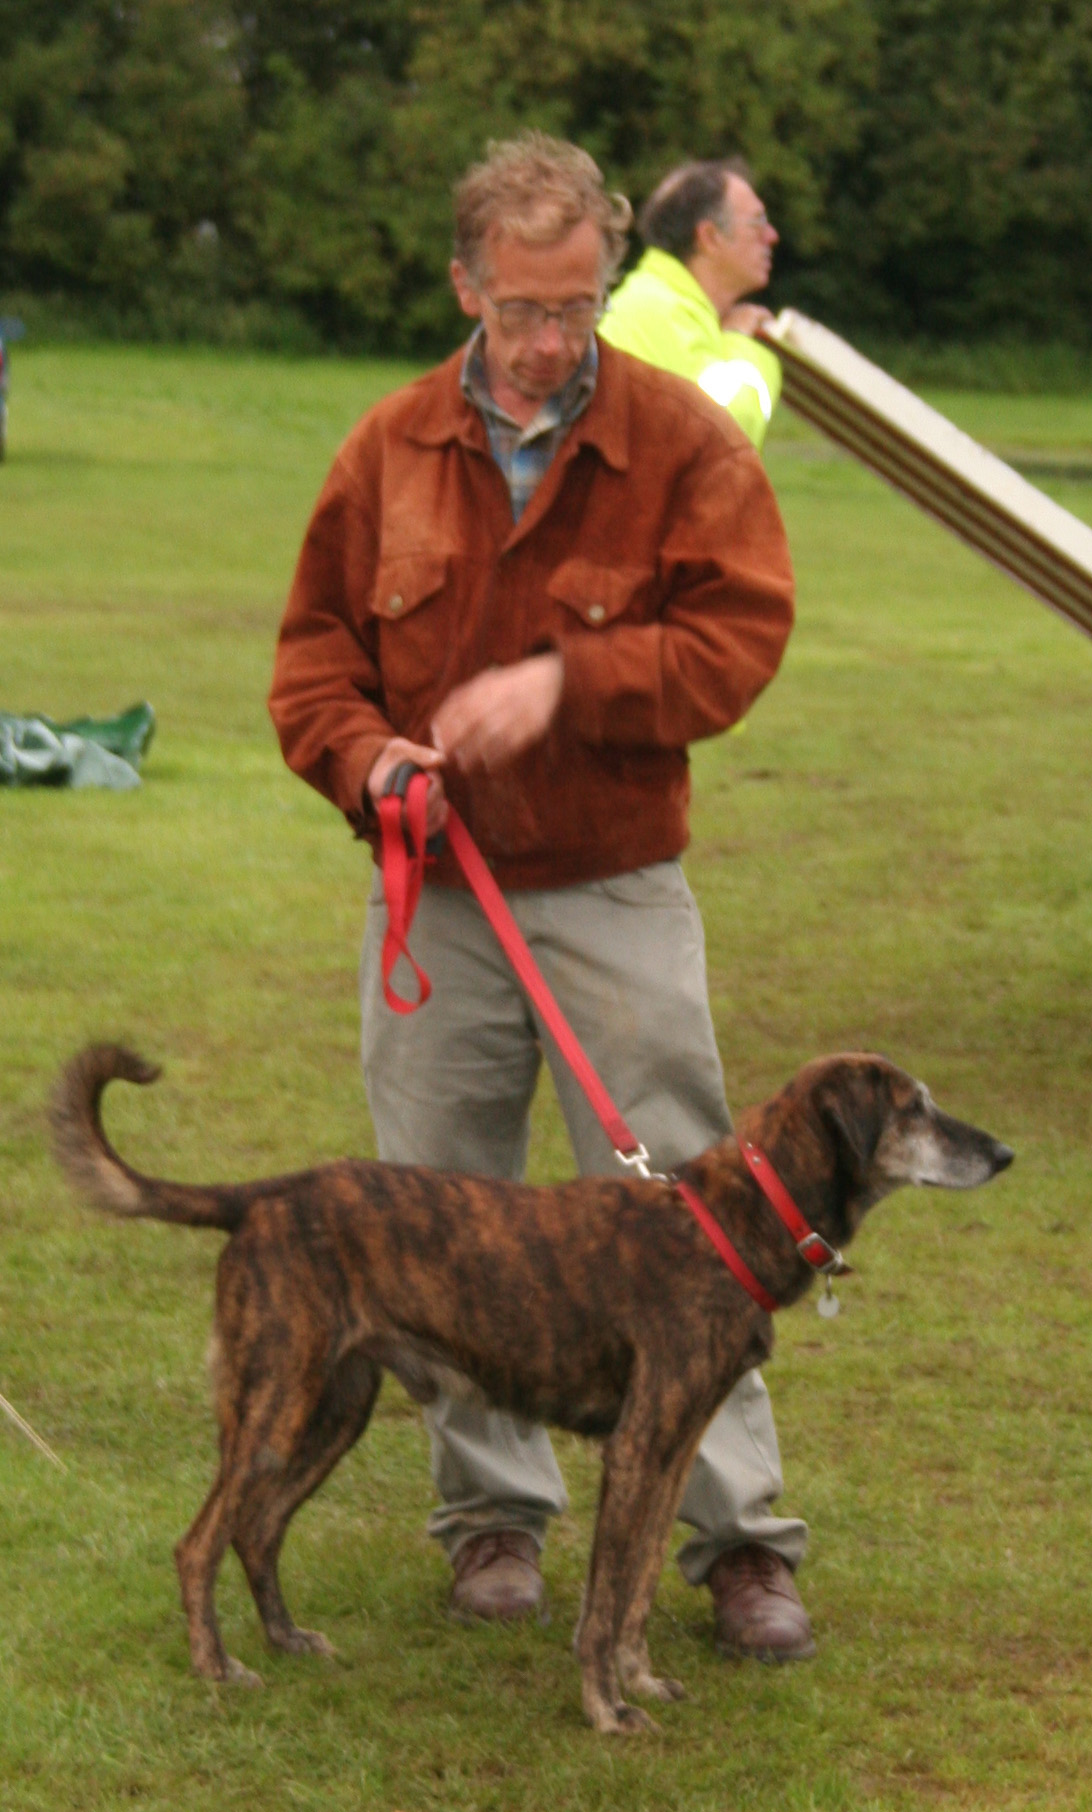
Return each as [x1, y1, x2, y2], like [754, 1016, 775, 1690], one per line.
[405, 339, 631, 475]
[459, 324, 598, 435]
[627, 246, 720, 330]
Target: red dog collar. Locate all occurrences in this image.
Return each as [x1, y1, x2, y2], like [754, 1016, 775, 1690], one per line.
[672, 1144, 850, 1316]
[740, 1142, 852, 1278]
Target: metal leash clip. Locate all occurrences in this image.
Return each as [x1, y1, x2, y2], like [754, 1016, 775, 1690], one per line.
[614, 1143, 667, 1183]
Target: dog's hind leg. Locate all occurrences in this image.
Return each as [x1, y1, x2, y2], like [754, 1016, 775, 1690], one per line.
[174, 1441, 268, 1686]
[231, 1349, 382, 1660]
[174, 1334, 373, 1683]
[176, 1353, 329, 1684]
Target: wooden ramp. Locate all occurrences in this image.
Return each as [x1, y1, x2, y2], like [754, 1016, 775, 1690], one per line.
[759, 309, 1092, 641]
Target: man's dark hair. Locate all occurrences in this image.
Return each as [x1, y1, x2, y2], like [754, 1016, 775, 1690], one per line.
[638, 157, 753, 262]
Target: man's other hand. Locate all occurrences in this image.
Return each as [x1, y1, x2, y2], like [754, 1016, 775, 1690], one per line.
[431, 653, 564, 774]
[722, 303, 775, 336]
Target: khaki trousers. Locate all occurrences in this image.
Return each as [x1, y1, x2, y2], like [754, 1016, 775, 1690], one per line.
[359, 860, 807, 1584]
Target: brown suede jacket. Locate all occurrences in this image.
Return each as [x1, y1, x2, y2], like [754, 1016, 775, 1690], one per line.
[269, 339, 794, 890]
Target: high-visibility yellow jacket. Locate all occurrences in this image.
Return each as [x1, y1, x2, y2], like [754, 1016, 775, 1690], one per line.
[599, 248, 782, 451]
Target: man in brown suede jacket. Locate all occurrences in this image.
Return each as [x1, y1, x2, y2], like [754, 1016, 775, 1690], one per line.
[270, 133, 812, 1664]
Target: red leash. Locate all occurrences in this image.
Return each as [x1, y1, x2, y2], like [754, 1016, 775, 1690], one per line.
[376, 773, 433, 1013]
[739, 1142, 849, 1277]
[377, 768, 848, 1305]
[671, 1177, 779, 1313]
[376, 775, 646, 1166]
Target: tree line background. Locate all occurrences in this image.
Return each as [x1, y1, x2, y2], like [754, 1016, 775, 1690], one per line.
[2, 0, 1091, 356]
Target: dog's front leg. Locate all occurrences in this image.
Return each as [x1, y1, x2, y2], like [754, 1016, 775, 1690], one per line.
[578, 1387, 687, 1733]
[577, 1446, 646, 1733]
[614, 1420, 709, 1703]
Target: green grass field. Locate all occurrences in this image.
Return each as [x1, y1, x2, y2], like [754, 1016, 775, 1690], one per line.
[1, 346, 1091, 1811]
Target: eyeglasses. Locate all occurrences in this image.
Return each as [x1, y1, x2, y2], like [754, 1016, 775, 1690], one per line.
[715, 209, 773, 239]
[481, 294, 605, 336]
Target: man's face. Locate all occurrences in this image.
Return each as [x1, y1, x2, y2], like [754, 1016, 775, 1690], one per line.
[713, 175, 778, 298]
[451, 218, 604, 412]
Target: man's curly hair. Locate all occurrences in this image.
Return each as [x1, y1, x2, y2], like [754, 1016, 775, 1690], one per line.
[454, 132, 632, 285]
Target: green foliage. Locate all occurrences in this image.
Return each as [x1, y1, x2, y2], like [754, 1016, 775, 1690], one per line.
[785, 0, 1092, 339]
[0, 2, 244, 311]
[239, 56, 396, 345]
[107, 0, 245, 244]
[0, 0, 1091, 347]
[373, 0, 877, 346]
[232, 0, 415, 105]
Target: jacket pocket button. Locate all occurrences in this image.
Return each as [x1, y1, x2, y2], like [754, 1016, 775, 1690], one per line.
[389, 594, 404, 614]
[587, 603, 606, 624]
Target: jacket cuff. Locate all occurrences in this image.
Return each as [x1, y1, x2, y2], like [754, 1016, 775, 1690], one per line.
[344, 730, 396, 834]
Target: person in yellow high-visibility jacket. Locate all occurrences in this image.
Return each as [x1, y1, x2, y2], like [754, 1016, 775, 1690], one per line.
[600, 157, 782, 451]
[600, 163, 814, 1663]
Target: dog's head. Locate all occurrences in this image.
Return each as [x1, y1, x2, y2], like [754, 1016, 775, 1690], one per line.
[806, 1054, 1014, 1225]
[746, 1054, 1015, 1249]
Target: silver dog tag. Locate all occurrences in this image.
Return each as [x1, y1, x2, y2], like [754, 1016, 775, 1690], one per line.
[817, 1282, 841, 1319]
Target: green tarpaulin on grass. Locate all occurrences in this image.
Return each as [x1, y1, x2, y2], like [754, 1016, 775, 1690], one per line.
[0, 702, 155, 790]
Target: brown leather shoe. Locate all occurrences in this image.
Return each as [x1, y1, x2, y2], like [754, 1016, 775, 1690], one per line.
[449, 1530, 548, 1624]
[708, 1544, 816, 1662]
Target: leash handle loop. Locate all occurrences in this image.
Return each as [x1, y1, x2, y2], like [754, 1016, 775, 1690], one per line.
[376, 768, 434, 1014]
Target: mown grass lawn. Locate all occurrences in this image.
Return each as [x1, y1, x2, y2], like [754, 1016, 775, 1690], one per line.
[1, 346, 1091, 1811]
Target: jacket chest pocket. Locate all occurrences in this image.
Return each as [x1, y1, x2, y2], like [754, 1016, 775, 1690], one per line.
[370, 555, 454, 720]
[545, 557, 656, 630]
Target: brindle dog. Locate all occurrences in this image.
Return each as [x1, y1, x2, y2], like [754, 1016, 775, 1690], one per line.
[51, 1044, 1011, 1733]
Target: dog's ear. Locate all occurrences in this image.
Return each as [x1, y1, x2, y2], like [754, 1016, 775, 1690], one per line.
[816, 1061, 892, 1179]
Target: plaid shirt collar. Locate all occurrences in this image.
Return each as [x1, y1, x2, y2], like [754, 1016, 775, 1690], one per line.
[460, 327, 598, 521]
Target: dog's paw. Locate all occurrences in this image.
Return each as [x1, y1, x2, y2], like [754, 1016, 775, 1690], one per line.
[630, 1672, 686, 1704]
[269, 1626, 336, 1661]
[589, 1700, 657, 1736]
[611, 1702, 657, 1735]
[617, 1645, 686, 1703]
[220, 1655, 264, 1688]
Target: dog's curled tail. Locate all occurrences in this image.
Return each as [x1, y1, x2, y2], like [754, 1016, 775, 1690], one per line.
[50, 1044, 245, 1232]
